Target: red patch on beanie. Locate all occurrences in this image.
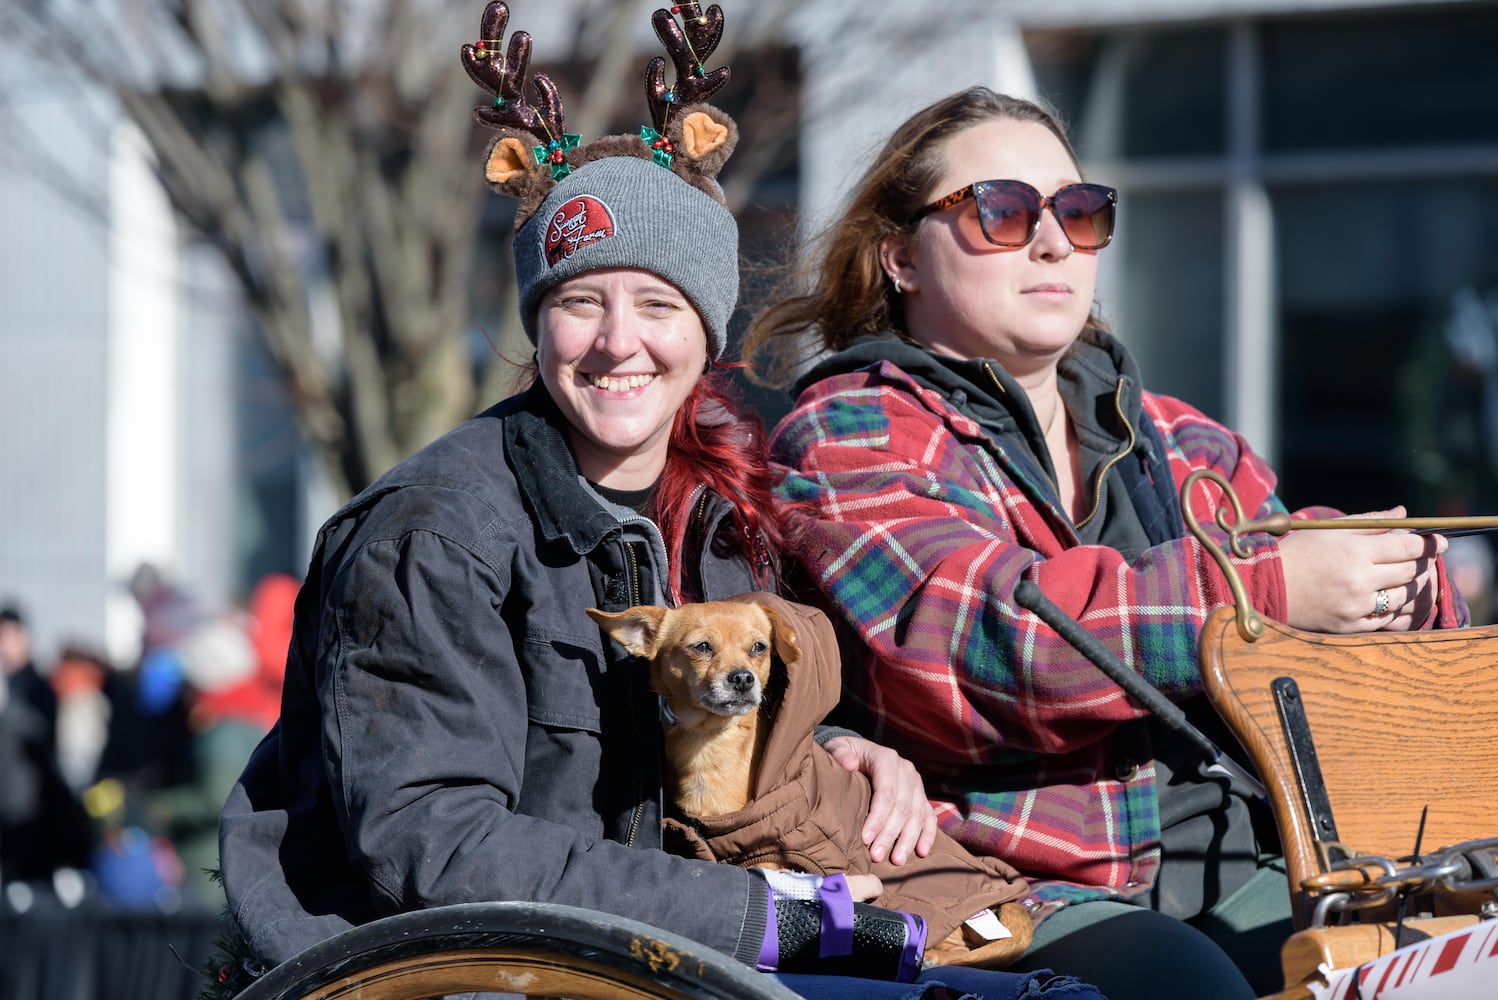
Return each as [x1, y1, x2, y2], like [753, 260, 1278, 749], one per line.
[544, 195, 617, 268]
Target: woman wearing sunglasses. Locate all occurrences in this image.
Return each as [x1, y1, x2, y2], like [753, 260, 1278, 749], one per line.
[744, 87, 1465, 1000]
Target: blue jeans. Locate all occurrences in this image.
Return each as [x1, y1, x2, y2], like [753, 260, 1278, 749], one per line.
[773, 967, 1107, 1000]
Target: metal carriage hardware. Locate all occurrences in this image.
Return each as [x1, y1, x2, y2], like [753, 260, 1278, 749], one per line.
[1180, 467, 1498, 644]
[1181, 467, 1498, 932]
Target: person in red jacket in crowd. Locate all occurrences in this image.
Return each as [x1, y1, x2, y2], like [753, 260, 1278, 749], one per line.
[144, 573, 301, 910]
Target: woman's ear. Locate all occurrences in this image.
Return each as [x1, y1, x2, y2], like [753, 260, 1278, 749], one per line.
[879, 233, 919, 295]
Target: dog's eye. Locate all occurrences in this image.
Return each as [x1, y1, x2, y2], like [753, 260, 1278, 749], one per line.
[691, 640, 714, 656]
[750, 641, 768, 656]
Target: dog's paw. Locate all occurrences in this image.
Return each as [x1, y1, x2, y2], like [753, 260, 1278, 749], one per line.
[922, 901, 1033, 970]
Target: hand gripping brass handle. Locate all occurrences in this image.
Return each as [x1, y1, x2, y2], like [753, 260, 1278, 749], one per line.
[1179, 469, 1498, 642]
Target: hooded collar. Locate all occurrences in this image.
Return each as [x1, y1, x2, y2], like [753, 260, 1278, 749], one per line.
[503, 383, 625, 556]
[793, 327, 1147, 461]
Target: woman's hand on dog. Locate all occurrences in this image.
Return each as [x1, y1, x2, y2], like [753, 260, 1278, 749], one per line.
[821, 735, 938, 866]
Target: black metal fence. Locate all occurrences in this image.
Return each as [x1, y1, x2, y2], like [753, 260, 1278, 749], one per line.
[0, 905, 221, 1000]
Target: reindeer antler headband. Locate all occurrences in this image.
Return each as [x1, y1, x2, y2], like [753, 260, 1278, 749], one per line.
[460, 1, 741, 358]
[460, 1, 737, 215]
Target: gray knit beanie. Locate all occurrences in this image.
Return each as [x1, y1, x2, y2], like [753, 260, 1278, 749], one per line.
[512, 156, 739, 361]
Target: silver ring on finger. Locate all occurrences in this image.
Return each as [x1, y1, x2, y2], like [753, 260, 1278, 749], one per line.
[1374, 588, 1390, 616]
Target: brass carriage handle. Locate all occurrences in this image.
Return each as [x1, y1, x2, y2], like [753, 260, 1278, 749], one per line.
[1180, 469, 1498, 642]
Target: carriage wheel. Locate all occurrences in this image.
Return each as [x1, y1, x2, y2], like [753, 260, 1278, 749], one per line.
[232, 901, 799, 1000]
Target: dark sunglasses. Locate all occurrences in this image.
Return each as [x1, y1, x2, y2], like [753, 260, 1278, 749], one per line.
[914, 180, 1118, 250]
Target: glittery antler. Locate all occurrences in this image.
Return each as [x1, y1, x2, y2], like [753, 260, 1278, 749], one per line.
[460, 1, 738, 216]
[460, 1, 580, 217]
[644, 4, 730, 134]
[460, 1, 566, 143]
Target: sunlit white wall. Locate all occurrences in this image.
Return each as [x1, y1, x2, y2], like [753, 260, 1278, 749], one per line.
[104, 123, 181, 663]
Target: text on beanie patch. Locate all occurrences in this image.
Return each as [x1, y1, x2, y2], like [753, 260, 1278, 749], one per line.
[545, 195, 617, 267]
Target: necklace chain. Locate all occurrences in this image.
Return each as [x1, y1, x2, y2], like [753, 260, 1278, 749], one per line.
[1042, 398, 1062, 437]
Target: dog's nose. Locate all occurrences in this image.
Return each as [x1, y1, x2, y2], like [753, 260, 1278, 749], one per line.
[726, 668, 756, 694]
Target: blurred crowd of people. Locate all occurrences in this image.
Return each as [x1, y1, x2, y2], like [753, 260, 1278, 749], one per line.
[1, 545, 1490, 930]
[0, 567, 298, 917]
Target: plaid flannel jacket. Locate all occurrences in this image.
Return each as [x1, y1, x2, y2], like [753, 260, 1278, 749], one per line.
[771, 354, 1464, 918]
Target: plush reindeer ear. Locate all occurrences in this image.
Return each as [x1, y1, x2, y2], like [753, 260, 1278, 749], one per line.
[587, 607, 669, 660]
[681, 109, 731, 159]
[673, 105, 738, 178]
[642, 4, 737, 201]
[461, 1, 578, 225]
[483, 135, 534, 185]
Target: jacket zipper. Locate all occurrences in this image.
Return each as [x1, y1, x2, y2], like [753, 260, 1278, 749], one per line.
[624, 662, 647, 848]
[688, 485, 713, 582]
[617, 514, 678, 847]
[983, 361, 1135, 535]
[1075, 380, 1138, 530]
[622, 536, 647, 846]
[625, 541, 642, 608]
[691, 486, 709, 540]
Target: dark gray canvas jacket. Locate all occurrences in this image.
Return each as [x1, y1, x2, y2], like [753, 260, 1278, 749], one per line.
[218, 385, 769, 967]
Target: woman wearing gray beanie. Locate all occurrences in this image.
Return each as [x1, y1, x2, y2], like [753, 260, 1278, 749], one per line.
[215, 4, 1101, 999]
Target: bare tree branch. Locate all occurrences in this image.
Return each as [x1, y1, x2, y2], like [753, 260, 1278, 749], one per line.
[8, 0, 816, 498]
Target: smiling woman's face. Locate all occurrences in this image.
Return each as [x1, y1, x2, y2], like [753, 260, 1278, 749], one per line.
[884, 117, 1101, 381]
[536, 267, 708, 490]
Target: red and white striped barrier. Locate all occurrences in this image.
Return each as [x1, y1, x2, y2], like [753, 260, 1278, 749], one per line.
[1312, 921, 1498, 999]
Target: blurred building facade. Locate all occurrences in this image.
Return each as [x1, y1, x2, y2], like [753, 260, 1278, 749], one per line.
[3, 0, 1497, 667]
[0, 35, 320, 666]
[793, 0, 1498, 523]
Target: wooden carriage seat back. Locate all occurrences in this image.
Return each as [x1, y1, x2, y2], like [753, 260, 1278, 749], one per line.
[1197, 605, 1498, 918]
[1183, 469, 1498, 924]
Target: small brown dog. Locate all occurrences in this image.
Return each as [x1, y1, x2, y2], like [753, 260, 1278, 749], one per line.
[587, 598, 790, 817]
[588, 593, 1033, 970]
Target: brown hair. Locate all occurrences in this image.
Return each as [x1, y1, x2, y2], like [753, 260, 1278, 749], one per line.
[744, 86, 1100, 387]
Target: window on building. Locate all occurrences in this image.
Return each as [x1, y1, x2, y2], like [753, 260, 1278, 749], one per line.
[1028, 3, 1498, 544]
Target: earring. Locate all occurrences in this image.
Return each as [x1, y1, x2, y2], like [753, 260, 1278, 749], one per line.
[892, 276, 904, 295]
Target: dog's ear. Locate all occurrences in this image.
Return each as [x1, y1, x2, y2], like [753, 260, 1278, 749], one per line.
[587, 606, 668, 659]
[760, 606, 801, 666]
